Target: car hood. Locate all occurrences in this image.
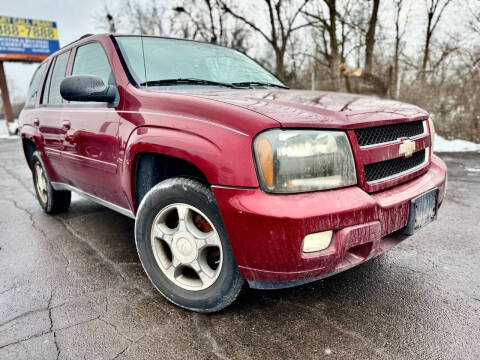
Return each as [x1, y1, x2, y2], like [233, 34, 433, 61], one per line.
[186, 89, 429, 129]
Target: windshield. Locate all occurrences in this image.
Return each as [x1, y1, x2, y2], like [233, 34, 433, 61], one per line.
[115, 36, 285, 88]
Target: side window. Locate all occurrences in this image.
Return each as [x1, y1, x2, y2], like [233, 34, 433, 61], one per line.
[41, 58, 54, 105]
[72, 42, 114, 86]
[42, 51, 70, 105]
[25, 62, 47, 107]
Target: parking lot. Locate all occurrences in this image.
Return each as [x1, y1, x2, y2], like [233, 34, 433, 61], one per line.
[0, 137, 479, 359]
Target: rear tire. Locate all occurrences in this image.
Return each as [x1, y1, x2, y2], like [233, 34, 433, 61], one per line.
[32, 151, 71, 214]
[135, 178, 244, 313]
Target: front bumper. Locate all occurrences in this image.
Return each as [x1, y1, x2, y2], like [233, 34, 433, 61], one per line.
[212, 155, 447, 289]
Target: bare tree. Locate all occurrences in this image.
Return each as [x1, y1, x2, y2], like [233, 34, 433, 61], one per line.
[106, 13, 117, 33]
[364, 0, 380, 75]
[303, 0, 341, 89]
[421, 0, 452, 80]
[218, 0, 314, 80]
[391, 0, 409, 98]
[124, 0, 165, 35]
[468, 4, 480, 37]
[172, 0, 250, 52]
[173, 0, 224, 44]
[467, 1, 480, 66]
[94, 4, 121, 34]
[335, 0, 386, 94]
[286, 32, 310, 86]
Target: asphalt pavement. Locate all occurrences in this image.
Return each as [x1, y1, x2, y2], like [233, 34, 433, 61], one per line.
[0, 137, 479, 360]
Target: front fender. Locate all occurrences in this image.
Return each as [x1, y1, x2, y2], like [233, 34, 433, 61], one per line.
[121, 125, 259, 212]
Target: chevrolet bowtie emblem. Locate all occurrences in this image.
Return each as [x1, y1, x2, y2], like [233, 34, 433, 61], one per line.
[399, 139, 415, 157]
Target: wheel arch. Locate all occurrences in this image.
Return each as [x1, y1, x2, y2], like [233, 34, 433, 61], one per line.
[123, 126, 228, 213]
[132, 152, 210, 209]
[22, 137, 38, 170]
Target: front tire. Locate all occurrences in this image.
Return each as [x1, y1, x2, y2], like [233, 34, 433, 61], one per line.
[32, 151, 71, 214]
[135, 178, 244, 313]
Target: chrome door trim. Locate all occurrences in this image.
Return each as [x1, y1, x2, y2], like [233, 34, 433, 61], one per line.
[51, 182, 135, 219]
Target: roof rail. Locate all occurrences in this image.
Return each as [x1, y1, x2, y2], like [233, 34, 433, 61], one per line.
[78, 34, 94, 40]
[61, 34, 94, 49]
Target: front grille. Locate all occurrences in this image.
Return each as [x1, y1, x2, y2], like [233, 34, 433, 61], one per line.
[355, 121, 425, 147]
[364, 150, 426, 182]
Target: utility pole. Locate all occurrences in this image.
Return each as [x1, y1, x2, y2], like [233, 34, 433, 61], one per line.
[0, 61, 14, 135]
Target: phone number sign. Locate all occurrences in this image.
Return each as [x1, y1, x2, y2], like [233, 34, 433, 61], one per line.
[0, 16, 60, 62]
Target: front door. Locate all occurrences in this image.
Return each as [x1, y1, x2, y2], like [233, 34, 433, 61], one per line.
[60, 41, 124, 206]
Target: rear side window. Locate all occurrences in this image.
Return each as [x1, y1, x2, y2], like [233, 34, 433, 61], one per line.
[72, 42, 114, 86]
[25, 62, 47, 107]
[42, 51, 70, 105]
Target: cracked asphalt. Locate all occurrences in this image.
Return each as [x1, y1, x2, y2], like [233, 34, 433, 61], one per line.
[0, 137, 479, 360]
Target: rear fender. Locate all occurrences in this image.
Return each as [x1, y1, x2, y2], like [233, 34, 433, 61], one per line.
[20, 124, 61, 181]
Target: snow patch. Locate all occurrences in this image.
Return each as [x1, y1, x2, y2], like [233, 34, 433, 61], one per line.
[0, 119, 19, 138]
[435, 135, 480, 152]
[0, 120, 9, 137]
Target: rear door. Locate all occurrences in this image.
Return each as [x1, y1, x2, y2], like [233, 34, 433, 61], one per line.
[21, 61, 47, 133]
[37, 50, 71, 181]
[60, 41, 123, 205]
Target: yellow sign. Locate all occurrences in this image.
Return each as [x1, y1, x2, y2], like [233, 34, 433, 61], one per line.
[0, 16, 58, 41]
[0, 16, 60, 60]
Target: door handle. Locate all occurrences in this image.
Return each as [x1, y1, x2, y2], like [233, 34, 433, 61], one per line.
[65, 134, 74, 144]
[33, 118, 40, 126]
[61, 120, 71, 131]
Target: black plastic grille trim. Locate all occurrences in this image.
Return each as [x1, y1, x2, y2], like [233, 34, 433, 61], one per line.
[355, 121, 425, 147]
[364, 150, 426, 182]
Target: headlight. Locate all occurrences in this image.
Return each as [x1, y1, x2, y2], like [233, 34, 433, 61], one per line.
[253, 129, 357, 193]
[428, 117, 435, 151]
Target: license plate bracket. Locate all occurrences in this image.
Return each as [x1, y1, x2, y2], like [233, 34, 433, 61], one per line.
[403, 188, 439, 235]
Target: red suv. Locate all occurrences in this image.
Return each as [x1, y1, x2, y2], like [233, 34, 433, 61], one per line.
[20, 34, 447, 312]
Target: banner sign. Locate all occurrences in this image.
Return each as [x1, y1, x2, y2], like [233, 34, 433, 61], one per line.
[0, 16, 60, 62]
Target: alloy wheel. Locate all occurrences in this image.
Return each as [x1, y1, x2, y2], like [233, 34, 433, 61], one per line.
[150, 203, 223, 291]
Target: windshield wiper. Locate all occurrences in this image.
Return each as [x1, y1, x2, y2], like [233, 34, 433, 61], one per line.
[139, 78, 239, 88]
[231, 81, 289, 89]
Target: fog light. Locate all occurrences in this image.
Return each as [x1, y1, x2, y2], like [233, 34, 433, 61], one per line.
[302, 231, 333, 253]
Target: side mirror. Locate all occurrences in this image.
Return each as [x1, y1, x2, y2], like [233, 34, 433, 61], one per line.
[60, 75, 117, 103]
